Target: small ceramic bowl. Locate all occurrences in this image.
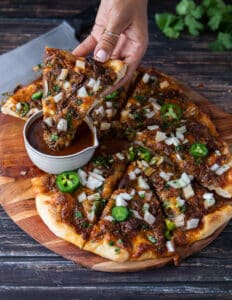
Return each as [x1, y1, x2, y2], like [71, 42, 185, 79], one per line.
[23, 111, 99, 174]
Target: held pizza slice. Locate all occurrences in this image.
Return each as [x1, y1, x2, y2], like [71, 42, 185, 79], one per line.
[42, 47, 127, 150]
[32, 149, 129, 246]
[84, 161, 177, 262]
[127, 145, 232, 248]
[1, 78, 43, 120]
[135, 122, 232, 198]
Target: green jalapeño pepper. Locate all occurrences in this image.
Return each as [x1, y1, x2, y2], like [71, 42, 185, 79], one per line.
[161, 103, 182, 122]
[56, 171, 80, 193]
[137, 147, 151, 162]
[128, 147, 136, 162]
[189, 143, 208, 158]
[112, 206, 129, 222]
[19, 102, 30, 117]
[104, 90, 119, 100]
[31, 91, 43, 100]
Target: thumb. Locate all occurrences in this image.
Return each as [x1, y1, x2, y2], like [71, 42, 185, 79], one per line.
[94, 29, 121, 63]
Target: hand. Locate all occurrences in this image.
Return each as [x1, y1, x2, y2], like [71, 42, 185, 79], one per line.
[73, 0, 148, 91]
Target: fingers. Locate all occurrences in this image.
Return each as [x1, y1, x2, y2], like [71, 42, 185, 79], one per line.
[72, 35, 97, 57]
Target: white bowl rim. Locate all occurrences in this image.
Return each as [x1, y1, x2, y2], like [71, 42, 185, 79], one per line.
[23, 110, 99, 160]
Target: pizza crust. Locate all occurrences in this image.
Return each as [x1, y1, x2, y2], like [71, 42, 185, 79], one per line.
[35, 193, 86, 249]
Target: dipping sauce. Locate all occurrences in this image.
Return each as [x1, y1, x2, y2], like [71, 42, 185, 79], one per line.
[27, 116, 93, 156]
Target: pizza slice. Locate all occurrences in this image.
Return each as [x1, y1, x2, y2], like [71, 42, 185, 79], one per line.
[84, 160, 176, 262]
[127, 145, 232, 248]
[1, 78, 43, 120]
[32, 149, 129, 246]
[135, 121, 232, 198]
[42, 47, 127, 150]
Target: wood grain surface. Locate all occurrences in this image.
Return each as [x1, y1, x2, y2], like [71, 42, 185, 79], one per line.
[0, 0, 232, 299]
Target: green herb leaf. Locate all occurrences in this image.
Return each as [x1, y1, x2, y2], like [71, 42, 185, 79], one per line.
[75, 211, 83, 219]
[147, 235, 157, 244]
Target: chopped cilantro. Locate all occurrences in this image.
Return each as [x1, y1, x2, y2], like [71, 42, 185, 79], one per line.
[75, 211, 83, 219]
[108, 241, 115, 246]
[114, 248, 120, 254]
[83, 222, 92, 228]
[76, 99, 83, 106]
[53, 85, 60, 92]
[147, 235, 157, 244]
[117, 239, 123, 244]
[135, 94, 147, 104]
[51, 134, 59, 142]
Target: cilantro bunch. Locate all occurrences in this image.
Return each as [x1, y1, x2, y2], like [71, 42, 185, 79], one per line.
[155, 0, 232, 51]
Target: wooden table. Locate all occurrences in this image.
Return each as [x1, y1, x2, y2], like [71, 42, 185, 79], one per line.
[0, 0, 232, 299]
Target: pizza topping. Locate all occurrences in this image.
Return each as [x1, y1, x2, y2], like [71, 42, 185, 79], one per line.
[87, 203, 96, 222]
[159, 171, 173, 182]
[77, 169, 88, 185]
[32, 91, 43, 100]
[148, 97, 161, 111]
[142, 73, 150, 84]
[77, 192, 87, 203]
[57, 118, 67, 131]
[63, 81, 71, 92]
[95, 106, 105, 116]
[137, 147, 151, 162]
[186, 218, 199, 230]
[215, 150, 221, 156]
[147, 125, 159, 131]
[75, 59, 85, 70]
[176, 125, 187, 134]
[128, 171, 136, 180]
[112, 206, 129, 222]
[174, 214, 185, 227]
[57, 68, 68, 81]
[87, 193, 101, 201]
[138, 176, 150, 189]
[147, 235, 157, 244]
[56, 171, 80, 193]
[145, 110, 156, 119]
[144, 210, 156, 225]
[161, 103, 182, 122]
[166, 241, 175, 252]
[86, 172, 105, 191]
[106, 101, 112, 108]
[215, 164, 230, 175]
[138, 190, 146, 198]
[100, 123, 111, 131]
[156, 131, 167, 142]
[104, 90, 119, 100]
[115, 152, 125, 161]
[44, 117, 53, 127]
[189, 143, 208, 158]
[165, 135, 180, 146]
[160, 80, 170, 89]
[203, 192, 215, 209]
[44, 79, 49, 97]
[131, 209, 143, 220]
[167, 172, 191, 189]
[210, 163, 220, 171]
[183, 184, 195, 199]
[77, 86, 88, 98]
[104, 215, 114, 222]
[53, 92, 63, 103]
[17, 102, 29, 117]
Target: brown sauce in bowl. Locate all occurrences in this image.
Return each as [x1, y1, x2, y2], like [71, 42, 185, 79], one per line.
[27, 116, 94, 156]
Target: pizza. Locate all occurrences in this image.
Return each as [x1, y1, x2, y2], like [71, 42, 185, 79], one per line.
[42, 47, 127, 151]
[1, 78, 43, 120]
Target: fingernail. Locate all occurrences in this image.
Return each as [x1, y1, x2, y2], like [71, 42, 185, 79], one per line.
[95, 49, 108, 62]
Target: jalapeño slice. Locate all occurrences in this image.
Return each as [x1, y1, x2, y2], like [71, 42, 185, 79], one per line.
[56, 171, 80, 193]
[137, 147, 151, 162]
[189, 143, 208, 158]
[31, 91, 43, 100]
[20, 102, 30, 117]
[112, 206, 129, 222]
[161, 103, 182, 122]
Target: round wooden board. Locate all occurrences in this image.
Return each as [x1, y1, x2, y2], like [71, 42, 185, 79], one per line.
[0, 80, 232, 272]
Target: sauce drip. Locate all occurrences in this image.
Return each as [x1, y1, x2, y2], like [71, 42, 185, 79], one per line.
[27, 117, 93, 156]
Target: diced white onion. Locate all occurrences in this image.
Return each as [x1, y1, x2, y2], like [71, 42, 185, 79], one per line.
[138, 176, 150, 190]
[115, 152, 124, 161]
[92, 168, 103, 175]
[215, 150, 221, 156]
[89, 172, 105, 182]
[44, 117, 53, 127]
[116, 195, 128, 207]
[86, 174, 104, 190]
[75, 59, 85, 69]
[186, 218, 199, 230]
[174, 214, 185, 227]
[141, 160, 149, 168]
[104, 215, 114, 222]
[87, 193, 101, 201]
[142, 73, 150, 84]
[145, 111, 155, 119]
[145, 191, 153, 201]
[176, 197, 185, 207]
[203, 193, 216, 209]
[176, 126, 187, 134]
[156, 131, 167, 142]
[210, 163, 220, 171]
[87, 78, 96, 88]
[120, 192, 133, 200]
[147, 125, 159, 131]
[176, 132, 184, 141]
[106, 101, 112, 108]
[134, 168, 141, 175]
[215, 164, 230, 175]
[87, 204, 95, 222]
[183, 184, 195, 199]
[160, 80, 169, 89]
[143, 203, 149, 212]
[159, 171, 173, 182]
[77, 86, 88, 98]
[63, 81, 71, 91]
[151, 102, 161, 111]
[166, 241, 175, 252]
[93, 78, 101, 92]
[57, 69, 68, 81]
[144, 210, 156, 225]
[181, 173, 191, 185]
[78, 192, 87, 203]
[138, 190, 146, 197]
[44, 79, 49, 97]
[53, 92, 63, 103]
[100, 122, 111, 131]
[57, 118, 67, 131]
[77, 169, 88, 186]
[95, 106, 105, 116]
[131, 210, 143, 220]
[176, 153, 182, 161]
[106, 109, 113, 118]
[130, 189, 136, 196]
[165, 136, 180, 146]
[128, 171, 136, 180]
[16, 102, 22, 110]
